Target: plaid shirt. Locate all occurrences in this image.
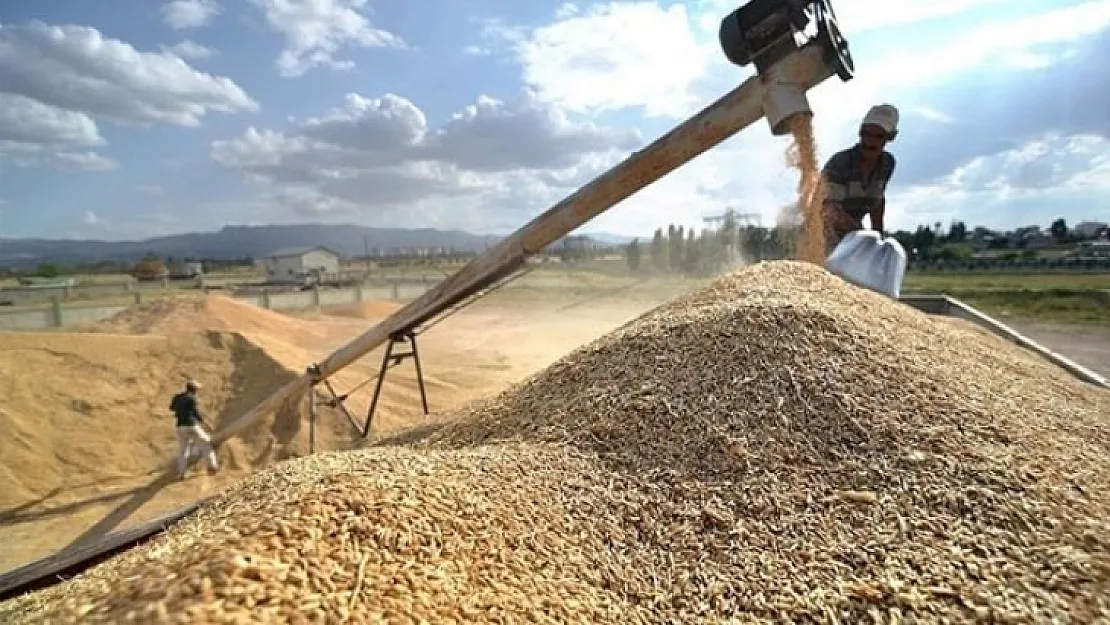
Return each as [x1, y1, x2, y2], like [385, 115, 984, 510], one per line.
[821, 145, 896, 226]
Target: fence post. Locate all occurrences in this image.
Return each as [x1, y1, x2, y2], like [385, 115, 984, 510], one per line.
[391, 281, 399, 299]
[51, 296, 63, 328]
[313, 285, 321, 308]
[134, 291, 142, 305]
[355, 283, 364, 302]
[261, 288, 271, 309]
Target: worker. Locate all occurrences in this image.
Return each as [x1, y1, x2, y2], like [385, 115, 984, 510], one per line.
[169, 379, 220, 478]
[819, 104, 899, 253]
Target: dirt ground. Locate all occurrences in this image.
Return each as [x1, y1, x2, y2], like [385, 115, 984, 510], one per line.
[1, 280, 1105, 577]
[1006, 322, 1110, 381]
[0, 286, 683, 574]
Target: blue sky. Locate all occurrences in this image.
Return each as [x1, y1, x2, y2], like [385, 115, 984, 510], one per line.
[1, 0, 1108, 241]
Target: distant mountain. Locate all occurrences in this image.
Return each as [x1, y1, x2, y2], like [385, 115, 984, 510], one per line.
[0, 224, 639, 268]
[577, 231, 638, 245]
[0, 224, 504, 268]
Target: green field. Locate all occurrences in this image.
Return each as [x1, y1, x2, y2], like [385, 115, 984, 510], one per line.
[899, 272, 1109, 325]
[902, 272, 1110, 291]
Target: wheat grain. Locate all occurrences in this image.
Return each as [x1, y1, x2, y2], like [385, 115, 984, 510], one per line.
[4, 261, 1109, 624]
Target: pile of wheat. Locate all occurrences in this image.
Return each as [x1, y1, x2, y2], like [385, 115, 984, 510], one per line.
[5, 261, 1110, 624]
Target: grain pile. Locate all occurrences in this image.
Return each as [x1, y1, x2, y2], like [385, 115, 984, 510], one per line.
[6, 261, 1110, 623]
[321, 300, 405, 320]
[91, 294, 331, 343]
[0, 296, 377, 571]
[0, 326, 315, 571]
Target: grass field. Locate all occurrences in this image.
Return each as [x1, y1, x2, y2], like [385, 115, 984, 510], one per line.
[902, 272, 1110, 291]
[899, 272, 1110, 325]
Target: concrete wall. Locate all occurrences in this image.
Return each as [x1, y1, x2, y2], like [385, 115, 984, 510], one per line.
[0, 280, 440, 332]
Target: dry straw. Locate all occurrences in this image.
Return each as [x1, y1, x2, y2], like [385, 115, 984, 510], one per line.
[4, 261, 1109, 624]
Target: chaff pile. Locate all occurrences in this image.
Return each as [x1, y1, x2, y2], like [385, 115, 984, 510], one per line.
[5, 261, 1110, 623]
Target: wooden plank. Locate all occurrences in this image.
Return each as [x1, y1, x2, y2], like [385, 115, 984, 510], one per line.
[212, 42, 838, 448]
[0, 500, 205, 600]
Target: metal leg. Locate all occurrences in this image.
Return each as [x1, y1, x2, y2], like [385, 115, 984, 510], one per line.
[311, 328, 433, 442]
[407, 331, 430, 416]
[308, 384, 317, 454]
[365, 336, 398, 434]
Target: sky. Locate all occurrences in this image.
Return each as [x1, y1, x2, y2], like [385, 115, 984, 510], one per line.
[0, 0, 1108, 241]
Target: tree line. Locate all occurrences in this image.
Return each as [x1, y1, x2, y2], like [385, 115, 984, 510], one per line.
[622, 215, 1106, 275]
[626, 213, 797, 276]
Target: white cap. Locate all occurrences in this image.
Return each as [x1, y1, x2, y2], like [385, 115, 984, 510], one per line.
[861, 104, 899, 135]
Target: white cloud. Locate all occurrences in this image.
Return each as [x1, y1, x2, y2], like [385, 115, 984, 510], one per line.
[0, 93, 104, 150]
[818, 0, 1007, 34]
[0, 21, 256, 173]
[211, 91, 641, 229]
[514, 2, 708, 118]
[248, 0, 406, 77]
[1, 150, 119, 172]
[850, 0, 1110, 89]
[49, 152, 119, 171]
[0, 22, 258, 127]
[165, 39, 218, 59]
[948, 134, 1110, 192]
[887, 133, 1110, 228]
[63, 209, 184, 240]
[162, 0, 222, 30]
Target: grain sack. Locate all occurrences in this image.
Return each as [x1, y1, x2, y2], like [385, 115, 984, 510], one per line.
[4, 261, 1110, 624]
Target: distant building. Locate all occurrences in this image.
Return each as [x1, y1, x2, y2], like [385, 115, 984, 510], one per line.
[1022, 232, 1054, 249]
[1075, 221, 1108, 239]
[262, 246, 341, 283]
[168, 261, 204, 279]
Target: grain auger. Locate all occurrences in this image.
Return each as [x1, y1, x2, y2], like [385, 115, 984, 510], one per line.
[200, 0, 865, 458]
[719, 0, 908, 299]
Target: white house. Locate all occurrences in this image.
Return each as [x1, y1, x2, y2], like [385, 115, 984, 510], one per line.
[262, 246, 341, 283]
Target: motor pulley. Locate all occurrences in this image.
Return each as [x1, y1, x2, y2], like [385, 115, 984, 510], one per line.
[719, 0, 854, 81]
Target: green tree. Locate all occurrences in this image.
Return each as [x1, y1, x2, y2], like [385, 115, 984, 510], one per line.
[670, 225, 686, 272]
[1050, 218, 1068, 242]
[35, 263, 60, 278]
[626, 239, 642, 272]
[650, 228, 668, 271]
[682, 229, 700, 274]
[912, 226, 936, 257]
[666, 224, 677, 273]
[946, 221, 967, 242]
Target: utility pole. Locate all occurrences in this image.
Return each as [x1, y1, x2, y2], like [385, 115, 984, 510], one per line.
[703, 208, 760, 265]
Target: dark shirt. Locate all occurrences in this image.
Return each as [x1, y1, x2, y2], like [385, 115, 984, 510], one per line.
[170, 391, 203, 428]
[821, 145, 896, 226]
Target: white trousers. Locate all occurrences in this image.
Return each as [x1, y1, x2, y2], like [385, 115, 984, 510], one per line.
[176, 425, 219, 474]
